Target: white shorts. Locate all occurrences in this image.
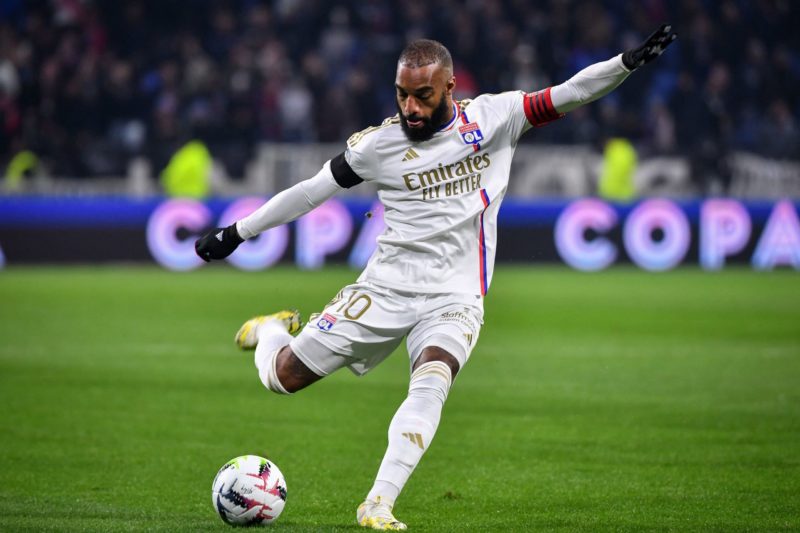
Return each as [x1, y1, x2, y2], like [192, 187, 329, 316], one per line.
[289, 281, 484, 376]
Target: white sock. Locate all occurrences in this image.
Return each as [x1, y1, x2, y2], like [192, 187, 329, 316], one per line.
[254, 319, 293, 394]
[366, 361, 452, 505]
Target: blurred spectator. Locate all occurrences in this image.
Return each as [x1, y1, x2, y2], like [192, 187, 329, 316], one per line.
[161, 139, 212, 198]
[0, 0, 797, 183]
[759, 100, 799, 159]
[599, 138, 637, 201]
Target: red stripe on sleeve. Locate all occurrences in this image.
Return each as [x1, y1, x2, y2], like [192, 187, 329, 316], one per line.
[523, 93, 537, 124]
[542, 86, 560, 120]
[523, 87, 565, 127]
[534, 92, 546, 121]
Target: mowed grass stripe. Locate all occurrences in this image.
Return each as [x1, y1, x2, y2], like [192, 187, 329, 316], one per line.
[0, 266, 797, 532]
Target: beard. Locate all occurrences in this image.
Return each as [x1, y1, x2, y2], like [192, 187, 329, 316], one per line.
[398, 92, 451, 142]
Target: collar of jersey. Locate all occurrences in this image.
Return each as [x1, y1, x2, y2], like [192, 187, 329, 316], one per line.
[437, 102, 460, 132]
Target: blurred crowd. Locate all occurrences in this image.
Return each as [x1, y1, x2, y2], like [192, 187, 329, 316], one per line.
[0, 0, 798, 183]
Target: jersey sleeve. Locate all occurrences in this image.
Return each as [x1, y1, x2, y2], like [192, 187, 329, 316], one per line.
[329, 127, 380, 188]
[490, 89, 565, 141]
[236, 161, 343, 239]
[330, 149, 364, 188]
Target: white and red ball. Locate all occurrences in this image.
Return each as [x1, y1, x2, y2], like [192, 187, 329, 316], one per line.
[212, 455, 287, 526]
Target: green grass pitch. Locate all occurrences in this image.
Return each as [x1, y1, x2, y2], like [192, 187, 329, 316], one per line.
[0, 266, 798, 532]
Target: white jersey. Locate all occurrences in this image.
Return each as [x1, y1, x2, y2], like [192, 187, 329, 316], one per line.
[335, 89, 561, 297]
[236, 56, 630, 296]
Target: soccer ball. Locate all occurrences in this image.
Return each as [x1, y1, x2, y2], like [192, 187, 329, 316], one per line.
[212, 455, 288, 526]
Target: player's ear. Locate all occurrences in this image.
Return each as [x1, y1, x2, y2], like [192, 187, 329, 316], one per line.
[446, 76, 456, 97]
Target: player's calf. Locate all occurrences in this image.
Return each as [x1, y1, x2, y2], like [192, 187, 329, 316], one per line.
[364, 357, 453, 516]
[274, 346, 324, 393]
[237, 310, 318, 394]
[256, 345, 323, 394]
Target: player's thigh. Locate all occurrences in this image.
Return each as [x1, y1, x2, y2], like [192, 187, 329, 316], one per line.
[291, 282, 415, 376]
[406, 296, 484, 372]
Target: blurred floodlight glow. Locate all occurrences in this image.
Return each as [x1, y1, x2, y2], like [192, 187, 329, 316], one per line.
[349, 202, 386, 269]
[129, 198, 799, 272]
[554, 199, 618, 271]
[146, 199, 210, 271]
[296, 199, 353, 270]
[624, 199, 690, 271]
[700, 199, 752, 270]
[752, 200, 800, 270]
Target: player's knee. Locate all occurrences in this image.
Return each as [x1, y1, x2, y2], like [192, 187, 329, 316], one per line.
[274, 346, 323, 394]
[409, 356, 454, 405]
[414, 346, 460, 378]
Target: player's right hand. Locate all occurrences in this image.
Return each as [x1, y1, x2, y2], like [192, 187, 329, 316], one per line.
[195, 224, 244, 262]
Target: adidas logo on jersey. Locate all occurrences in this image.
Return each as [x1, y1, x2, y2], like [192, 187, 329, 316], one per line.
[401, 147, 420, 162]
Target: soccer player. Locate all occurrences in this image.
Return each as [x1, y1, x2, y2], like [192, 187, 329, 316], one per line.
[196, 25, 676, 530]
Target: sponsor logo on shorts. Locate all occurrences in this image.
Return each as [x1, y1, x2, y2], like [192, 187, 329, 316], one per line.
[316, 313, 337, 332]
[439, 309, 479, 344]
[439, 310, 474, 326]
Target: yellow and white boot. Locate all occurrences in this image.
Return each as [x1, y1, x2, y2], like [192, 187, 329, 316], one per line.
[234, 310, 301, 350]
[356, 497, 407, 530]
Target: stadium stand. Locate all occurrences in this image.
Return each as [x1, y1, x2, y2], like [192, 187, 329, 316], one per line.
[0, 0, 797, 195]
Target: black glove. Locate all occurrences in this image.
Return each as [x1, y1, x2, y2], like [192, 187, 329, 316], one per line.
[195, 223, 244, 262]
[622, 24, 677, 70]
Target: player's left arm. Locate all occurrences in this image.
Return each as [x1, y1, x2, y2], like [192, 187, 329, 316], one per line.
[525, 24, 677, 125]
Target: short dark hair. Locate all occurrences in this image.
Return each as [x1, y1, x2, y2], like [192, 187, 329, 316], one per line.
[398, 39, 453, 71]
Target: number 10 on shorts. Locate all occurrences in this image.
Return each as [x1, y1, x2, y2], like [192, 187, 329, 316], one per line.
[336, 292, 372, 321]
